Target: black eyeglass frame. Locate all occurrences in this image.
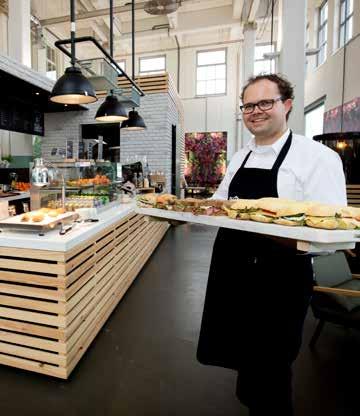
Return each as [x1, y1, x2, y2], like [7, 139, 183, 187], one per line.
[240, 96, 284, 114]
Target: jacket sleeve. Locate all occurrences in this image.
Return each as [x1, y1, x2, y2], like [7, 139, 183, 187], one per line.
[303, 149, 347, 205]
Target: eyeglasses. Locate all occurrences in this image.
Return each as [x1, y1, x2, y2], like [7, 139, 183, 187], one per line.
[240, 97, 283, 114]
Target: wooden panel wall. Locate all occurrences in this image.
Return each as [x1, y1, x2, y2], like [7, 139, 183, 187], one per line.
[0, 214, 168, 378]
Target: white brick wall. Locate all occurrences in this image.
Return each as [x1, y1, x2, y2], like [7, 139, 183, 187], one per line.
[43, 86, 184, 194]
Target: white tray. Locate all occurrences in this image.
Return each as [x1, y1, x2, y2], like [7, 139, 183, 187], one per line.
[135, 207, 360, 253]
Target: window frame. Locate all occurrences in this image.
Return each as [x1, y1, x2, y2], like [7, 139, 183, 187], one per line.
[139, 54, 166, 75]
[195, 48, 227, 97]
[339, 0, 354, 48]
[317, 0, 328, 66]
[304, 97, 326, 139]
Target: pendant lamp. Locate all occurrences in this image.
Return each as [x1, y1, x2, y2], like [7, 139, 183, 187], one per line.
[50, 0, 97, 105]
[95, 0, 128, 122]
[122, 0, 146, 130]
[121, 108, 146, 130]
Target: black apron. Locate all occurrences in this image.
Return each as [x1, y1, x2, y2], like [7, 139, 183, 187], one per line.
[197, 132, 313, 414]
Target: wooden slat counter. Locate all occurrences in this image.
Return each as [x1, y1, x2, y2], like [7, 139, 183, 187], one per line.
[0, 204, 169, 378]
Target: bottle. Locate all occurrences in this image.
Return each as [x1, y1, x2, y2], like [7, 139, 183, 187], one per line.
[138, 173, 144, 188]
[134, 173, 138, 188]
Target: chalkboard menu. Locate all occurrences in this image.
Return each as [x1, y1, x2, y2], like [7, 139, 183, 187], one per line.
[0, 97, 44, 136]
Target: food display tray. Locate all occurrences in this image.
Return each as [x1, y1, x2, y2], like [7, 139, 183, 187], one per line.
[0, 212, 78, 233]
[135, 207, 360, 252]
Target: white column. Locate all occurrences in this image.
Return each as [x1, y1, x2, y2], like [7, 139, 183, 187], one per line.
[240, 22, 257, 148]
[8, 0, 31, 67]
[278, 0, 306, 135]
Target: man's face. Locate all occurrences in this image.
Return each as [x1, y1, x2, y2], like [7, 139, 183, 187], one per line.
[242, 80, 292, 138]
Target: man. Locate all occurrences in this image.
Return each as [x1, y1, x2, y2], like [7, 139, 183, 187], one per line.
[197, 74, 346, 416]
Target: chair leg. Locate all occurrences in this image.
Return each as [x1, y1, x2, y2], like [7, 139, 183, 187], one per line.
[309, 319, 325, 350]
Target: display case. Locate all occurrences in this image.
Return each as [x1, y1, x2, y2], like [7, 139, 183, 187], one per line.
[30, 160, 118, 211]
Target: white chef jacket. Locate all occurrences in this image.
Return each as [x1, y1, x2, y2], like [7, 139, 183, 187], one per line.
[213, 129, 347, 206]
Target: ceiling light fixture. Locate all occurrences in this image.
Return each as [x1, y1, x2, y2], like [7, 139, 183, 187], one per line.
[122, 0, 146, 131]
[95, 0, 128, 122]
[50, 0, 97, 105]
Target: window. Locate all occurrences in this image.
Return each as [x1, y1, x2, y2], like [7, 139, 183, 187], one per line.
[305, 103, 325, 139]
[254, 44, 275, 76]
[139, 55, 166, 75]
[339, 0, 354, 47]
[317, 1, 328, 66]
[118, 60, 126, 72]
[196, 49, 226, 96]
[46, 45, 57, 81]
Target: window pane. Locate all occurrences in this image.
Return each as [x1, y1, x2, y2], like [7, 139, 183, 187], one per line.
[197, 66, 207, 81]
[339, 25, 345, 47]
[206, 65, 216, 80]
[347, 0, 353, 15]
[215, 64, 226, 79]
[340, 1, 346, 23]
[305, 104, 325, 139]
[320, 2, 328, 23]
[198, 50, 225, 66]
[254, 60, 272, 76]
[140, 56, 165, 73]
[197, 80, 206, 95]
[346, 17, 353, 42]
[254, 44, 273, 60]
[215, 79, 226, 94]
[206, 80, 216, 95]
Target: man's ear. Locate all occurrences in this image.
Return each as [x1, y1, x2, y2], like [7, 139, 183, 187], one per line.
[284, 99, 293, 117]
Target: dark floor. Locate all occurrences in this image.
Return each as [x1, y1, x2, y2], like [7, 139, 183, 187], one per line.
[0, 224, 360, 416]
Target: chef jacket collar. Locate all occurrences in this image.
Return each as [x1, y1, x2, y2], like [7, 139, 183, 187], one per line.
[246, 128, 291, 155]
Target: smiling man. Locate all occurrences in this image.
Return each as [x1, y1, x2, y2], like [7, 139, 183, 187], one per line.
[197, 74, 347, 416]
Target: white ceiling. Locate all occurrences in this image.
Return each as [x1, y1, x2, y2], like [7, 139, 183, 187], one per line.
[29, 0, 279, 58]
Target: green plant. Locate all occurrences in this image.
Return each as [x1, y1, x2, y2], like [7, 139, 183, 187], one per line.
[2, 155, 13, 162]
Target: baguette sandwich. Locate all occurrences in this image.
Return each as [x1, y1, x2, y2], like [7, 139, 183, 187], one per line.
[273, 201, 312, 226]
[336, 206, 360, 230]
[249, 198, 290, 223]
[173, 198, 201, 212]
[305, 204, 340, 229]
[156, 194, 177, 209]
[137, 193, 158, 208]
[223, 199, 258, 220]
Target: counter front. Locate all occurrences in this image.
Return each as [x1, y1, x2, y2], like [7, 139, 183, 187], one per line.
[0, 204, 169, 378]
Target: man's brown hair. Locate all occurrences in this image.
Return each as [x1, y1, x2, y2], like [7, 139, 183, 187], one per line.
[241, 73, 295, 120]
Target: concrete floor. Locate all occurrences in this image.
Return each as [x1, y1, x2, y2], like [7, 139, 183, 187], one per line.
[0, 224, 359, 416]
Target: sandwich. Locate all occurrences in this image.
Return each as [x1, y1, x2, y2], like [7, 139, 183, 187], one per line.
[273, 201, 312, 226]
[137, 193, 158, 208]
[305, 204, 340, 230]
[249, 198, 290, 223]
[194, 199, 231, 216]
[173, 198, 201, 212]
[336, 206, 360, 230]
[156, 194, 177, 209]
[223, 199, 258, 220]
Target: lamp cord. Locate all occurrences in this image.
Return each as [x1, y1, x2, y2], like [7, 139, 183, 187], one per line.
[132, 0, 135, 80]
[70, 0, 76, 66]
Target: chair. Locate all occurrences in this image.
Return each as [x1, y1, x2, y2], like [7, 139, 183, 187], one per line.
[310, 251, 360, 349]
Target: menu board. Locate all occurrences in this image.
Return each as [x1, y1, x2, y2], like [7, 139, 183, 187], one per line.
[0, 97, 44, 136]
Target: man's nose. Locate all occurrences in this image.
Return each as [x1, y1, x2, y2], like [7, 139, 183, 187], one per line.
[252, 104, 263, 114]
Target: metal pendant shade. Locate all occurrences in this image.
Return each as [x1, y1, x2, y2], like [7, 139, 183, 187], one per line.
[50, 0, 97, 105]
[50, 66, 97, 104]
[121, 110, 146, 130]
[95, 95, 128, 122]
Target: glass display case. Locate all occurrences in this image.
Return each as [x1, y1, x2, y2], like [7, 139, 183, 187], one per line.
[30, 160, 118, 211]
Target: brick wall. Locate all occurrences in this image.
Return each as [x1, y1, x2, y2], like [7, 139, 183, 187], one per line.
[43, 78, 184, 194]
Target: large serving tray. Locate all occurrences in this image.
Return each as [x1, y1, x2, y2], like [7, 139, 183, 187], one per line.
[135, 207, 360, 252]
[0, 211, 78, 233]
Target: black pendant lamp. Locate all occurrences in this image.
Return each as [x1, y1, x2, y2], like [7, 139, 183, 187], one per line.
[50, 0, 97, 105]
[121, 108, 146, 130]
[121, 0, 146, 130]
[95, 0, 128, 122]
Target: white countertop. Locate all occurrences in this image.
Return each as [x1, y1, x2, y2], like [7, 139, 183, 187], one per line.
[0, 192, 30, 202]
[0, 203, 134, 252]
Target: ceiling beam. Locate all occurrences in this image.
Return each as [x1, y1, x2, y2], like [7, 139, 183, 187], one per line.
[232, 0, 244, 19]
[247, 0, 261, 22]
[39, 0, 193, 27]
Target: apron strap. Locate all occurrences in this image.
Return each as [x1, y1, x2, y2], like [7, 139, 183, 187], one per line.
[240, 151, 252, 169]
[271, 131, 293, 172]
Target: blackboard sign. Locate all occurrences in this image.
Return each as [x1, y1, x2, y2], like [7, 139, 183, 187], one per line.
[0, 97, 44, 136]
